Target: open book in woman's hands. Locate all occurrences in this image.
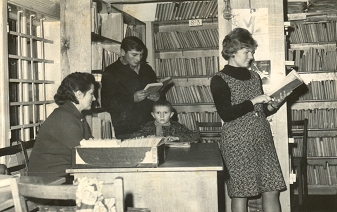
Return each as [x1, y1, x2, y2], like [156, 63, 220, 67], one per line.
[267, 69, 304, 99]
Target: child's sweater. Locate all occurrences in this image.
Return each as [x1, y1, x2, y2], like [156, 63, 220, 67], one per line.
[130, 120, 199, 143]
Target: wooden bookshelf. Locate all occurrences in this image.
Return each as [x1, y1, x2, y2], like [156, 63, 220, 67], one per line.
[287, 13, 337, 195]
[148, 1, 220, 135]
[4, 1, 60, 145]
[61, 0, 146, 138]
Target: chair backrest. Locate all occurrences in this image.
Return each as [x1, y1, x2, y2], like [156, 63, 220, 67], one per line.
[195, 121, 222, 142]
[290, 118, 309, 158]
[12, 176, 124, 212]
[0, 175, 21, 211]
[0, 141, 29, 174]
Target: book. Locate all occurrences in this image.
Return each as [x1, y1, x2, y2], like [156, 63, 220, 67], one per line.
[159, 76, 173, 90]
[143, 77, 173, 95]
[143, 82, 163, 95]
[267, 69, 304, 99]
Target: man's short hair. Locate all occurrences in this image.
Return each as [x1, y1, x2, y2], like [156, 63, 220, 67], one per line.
[121, 36, 145, 52]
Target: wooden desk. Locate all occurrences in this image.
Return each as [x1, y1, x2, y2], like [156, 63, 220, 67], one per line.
[67, 143, 224, 212]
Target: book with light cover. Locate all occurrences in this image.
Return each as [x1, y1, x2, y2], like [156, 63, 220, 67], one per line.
[268, 69, 304, 99]
[143, 77, 173, 95]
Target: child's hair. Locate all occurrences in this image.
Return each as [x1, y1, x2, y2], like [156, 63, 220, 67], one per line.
[152, 99, 174, 112]
[221, 27, 258, 60]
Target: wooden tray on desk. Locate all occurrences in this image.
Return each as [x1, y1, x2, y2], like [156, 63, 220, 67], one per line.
[72, 144, 166, 168]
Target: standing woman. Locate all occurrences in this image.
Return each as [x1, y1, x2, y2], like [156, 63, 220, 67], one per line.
[210, 28, 286, 212]
[28, 72, 96, 181]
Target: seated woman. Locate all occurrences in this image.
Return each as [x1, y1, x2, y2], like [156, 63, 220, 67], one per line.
[28, 72, 96, 182]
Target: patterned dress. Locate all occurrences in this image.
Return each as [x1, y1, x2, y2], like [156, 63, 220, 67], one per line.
[212, 67, 286, 197]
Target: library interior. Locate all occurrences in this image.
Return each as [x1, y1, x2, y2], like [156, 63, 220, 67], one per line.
[1, 0, 337, 212]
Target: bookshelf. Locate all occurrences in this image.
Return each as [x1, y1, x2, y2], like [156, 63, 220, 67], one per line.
[287, 13, 337, 194]
[0, 0, 61, 167]
[61, 0, 146, 138]
[149, 1, 220, 139]
[5, 1, 60, 146]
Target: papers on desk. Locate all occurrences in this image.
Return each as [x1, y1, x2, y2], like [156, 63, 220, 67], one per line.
[80, 139, 122, 147]
[79, 137, 164, 148]
[121, 137, 164, 147]
[79, 137, 190, 148]
[165, 141, 191, 148]
[161, 137, 191, 148]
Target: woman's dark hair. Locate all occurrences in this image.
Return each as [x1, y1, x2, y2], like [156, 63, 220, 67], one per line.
[54, 72, 96, 105]
[121, 36, 148, 63]
[152, 99, 174, 112]
[221, 28, 258, 60]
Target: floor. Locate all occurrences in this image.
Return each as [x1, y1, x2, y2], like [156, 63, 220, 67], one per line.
[291, 195, 337, 212]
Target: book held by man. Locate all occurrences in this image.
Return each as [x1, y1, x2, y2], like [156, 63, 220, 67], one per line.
[143, 77, 173, 95]
[268, 69, 304, 99]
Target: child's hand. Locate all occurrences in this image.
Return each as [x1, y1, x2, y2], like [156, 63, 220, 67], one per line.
[166, 136, 180, 142]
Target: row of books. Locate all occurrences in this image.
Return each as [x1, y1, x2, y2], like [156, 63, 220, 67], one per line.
[155, 56, 219, 77]
[90, 116, 115, 140]
[153, 29, 219, 50]
[287, 1, 309, 14]
[299, 80, 337, 101]
[292, 108, 337, 129]
[92, 3, 142, 41]
[125, 25, 144, 42]
[91, 1, 101, 35]
[177, 111, 221, 131]
[92, 43, 120, 70]
[292, 137, 337, 157]
[154, 1, 218, 21]
[303, 0, 337, 14]
[307, 163, 337, 185]
[289, 20, 337, 44]
[289, 47, 337, 72]
[166, 85, 214, 104]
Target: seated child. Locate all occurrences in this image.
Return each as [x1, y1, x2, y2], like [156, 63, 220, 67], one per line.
[130, 99, 199, 143]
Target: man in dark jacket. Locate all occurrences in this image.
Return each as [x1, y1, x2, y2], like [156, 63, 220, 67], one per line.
[101, 36, 160, 139]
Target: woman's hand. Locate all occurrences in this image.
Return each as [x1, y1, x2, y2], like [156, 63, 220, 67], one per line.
[250, 94, 272, 105]
[134, 90, 150, 102]
[268, 90, 292, 110]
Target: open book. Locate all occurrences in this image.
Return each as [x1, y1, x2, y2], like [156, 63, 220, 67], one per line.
[267, 69, 304, 99]
[143, 77, 173, 95]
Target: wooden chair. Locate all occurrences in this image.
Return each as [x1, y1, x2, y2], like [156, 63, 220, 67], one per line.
[0, 175, 20, 211]
[11, 176, 125, 212]
[290, 118, 309, 206]
[0, 141, 30, 175]
[195, 121, 222, 143]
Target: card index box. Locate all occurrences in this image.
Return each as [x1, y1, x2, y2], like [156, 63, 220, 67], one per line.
[72, 144, 166, 168]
